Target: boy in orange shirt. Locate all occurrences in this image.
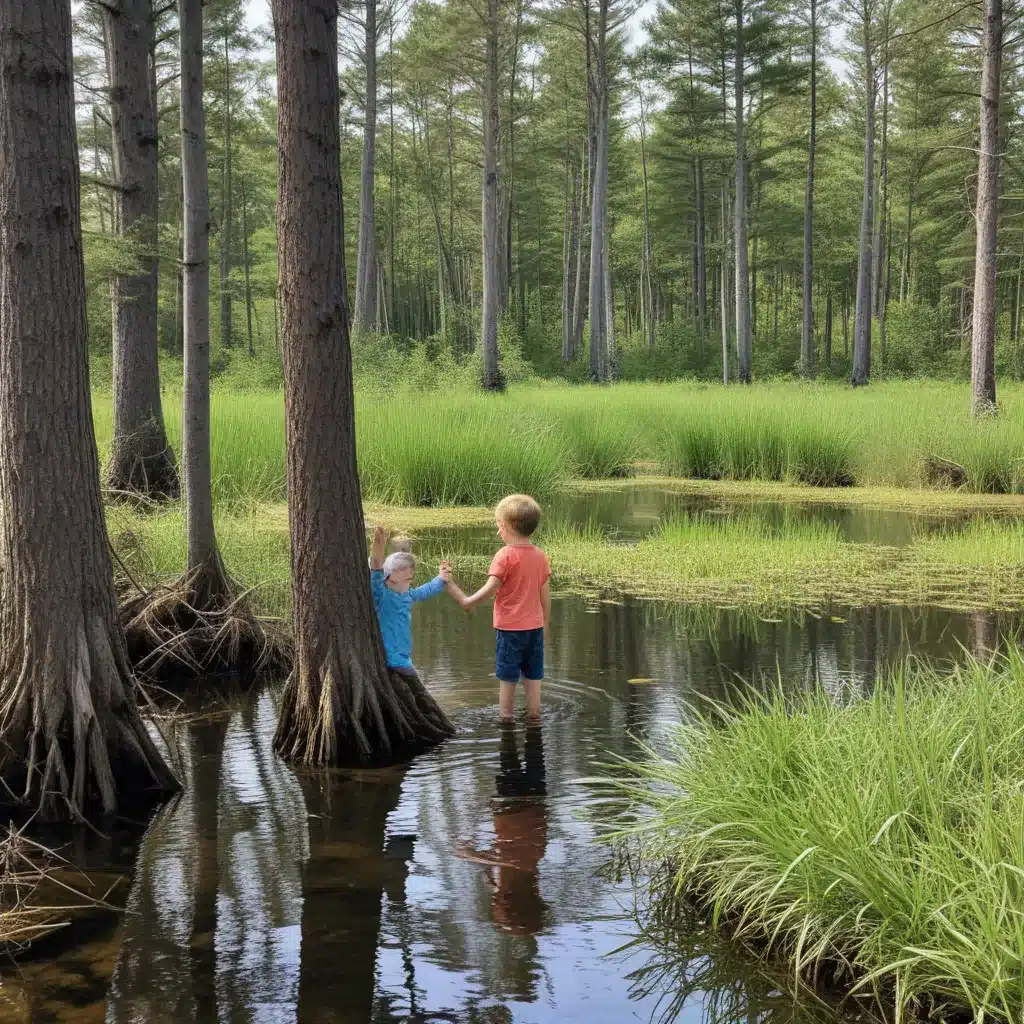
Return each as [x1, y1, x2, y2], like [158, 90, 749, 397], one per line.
[447, 494, 550, 721]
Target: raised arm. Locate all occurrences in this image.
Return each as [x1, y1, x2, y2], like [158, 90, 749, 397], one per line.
[370, 522, 388, 571]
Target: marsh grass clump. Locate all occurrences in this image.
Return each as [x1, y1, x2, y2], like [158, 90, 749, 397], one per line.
[356, 397, 565, 505]
[606, 649, 1024, 1021]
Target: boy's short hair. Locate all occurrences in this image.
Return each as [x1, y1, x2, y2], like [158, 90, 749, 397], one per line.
[496, 494, 542, 537]
[383, 551, 416, 578]
[390, 535, 413, 553]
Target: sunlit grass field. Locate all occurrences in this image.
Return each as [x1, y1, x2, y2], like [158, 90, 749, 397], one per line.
[92, 381, 1024, 507]
[608, 649, 1024, 1021]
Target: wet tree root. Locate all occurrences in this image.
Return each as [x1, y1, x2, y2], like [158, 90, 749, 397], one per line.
[273, 645, 455, 767]
[120, 567, 292, 686]
[0, 613, 180, 821]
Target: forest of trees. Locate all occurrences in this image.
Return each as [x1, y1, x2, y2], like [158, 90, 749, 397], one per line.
[72, 0, 1022, 386]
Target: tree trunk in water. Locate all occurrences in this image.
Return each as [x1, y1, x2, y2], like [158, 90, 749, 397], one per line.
[733, 1, 752, 383]
[241, 177, 255, 356]
[354, 0, 378, 334]
[0, 0, 177, 820]
[219, 30, 233, 350]
[971, 0, 1001, 416]
[181, 0, 230, 603]
[272, 0, 454, 766]
[800, 0, 817, 378]
[852, 31, 875, 387]
[103, 0, 178, 499]
[480, 0, 504, 391]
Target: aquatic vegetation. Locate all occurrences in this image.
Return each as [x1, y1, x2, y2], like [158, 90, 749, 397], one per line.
[605, 649, 1024, 1021]
[109, 501, 1024, 618]
[92, 381, 1024, 507]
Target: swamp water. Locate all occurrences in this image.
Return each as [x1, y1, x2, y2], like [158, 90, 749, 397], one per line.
[4, 595, 1018, 1024]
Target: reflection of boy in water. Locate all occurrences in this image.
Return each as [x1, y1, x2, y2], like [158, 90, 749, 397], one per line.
[456, 725, 549, 936]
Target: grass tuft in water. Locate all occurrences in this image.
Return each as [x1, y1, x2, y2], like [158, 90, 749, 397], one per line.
[605, 649, 1024, 1021]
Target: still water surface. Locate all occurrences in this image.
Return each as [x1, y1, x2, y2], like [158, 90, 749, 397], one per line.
[4, 595, 1018, 1023]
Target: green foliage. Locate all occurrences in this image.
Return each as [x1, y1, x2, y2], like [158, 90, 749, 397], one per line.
[609, 649, 1024, 1021]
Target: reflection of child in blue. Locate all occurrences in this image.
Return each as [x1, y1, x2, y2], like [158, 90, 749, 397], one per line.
[456, 725, 549, 935]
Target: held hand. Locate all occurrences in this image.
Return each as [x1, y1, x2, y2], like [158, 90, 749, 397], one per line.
[439, 560, 453, 582]
[373, 522, 389, 545]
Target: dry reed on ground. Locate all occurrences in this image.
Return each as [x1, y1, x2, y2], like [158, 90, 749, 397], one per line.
[0, 825, 91, 952]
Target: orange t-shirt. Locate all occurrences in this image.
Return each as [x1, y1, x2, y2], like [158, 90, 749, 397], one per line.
[489, 544, 550, 631]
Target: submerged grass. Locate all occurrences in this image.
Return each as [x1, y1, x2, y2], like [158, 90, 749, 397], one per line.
[92, 381, 1024, 507]
[606, 649, 1024, 1021]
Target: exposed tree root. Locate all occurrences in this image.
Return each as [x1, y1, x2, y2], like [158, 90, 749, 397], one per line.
[105, 425, 179, 502]
[0, 612, 180, 821]
[273, 646, 455, 767]
[120, 564, 292, 686]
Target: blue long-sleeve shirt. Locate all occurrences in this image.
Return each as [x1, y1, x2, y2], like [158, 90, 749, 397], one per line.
[370, 570, 446, 669]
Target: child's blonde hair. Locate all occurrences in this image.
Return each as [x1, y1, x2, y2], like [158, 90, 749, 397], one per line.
[496, 494, 542, 537]
[390, 535, 413, 553]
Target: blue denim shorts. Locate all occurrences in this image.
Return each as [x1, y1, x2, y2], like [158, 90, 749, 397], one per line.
[495, 628, 544, 683]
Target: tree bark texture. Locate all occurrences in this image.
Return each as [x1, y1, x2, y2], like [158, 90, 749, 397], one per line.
[480, 0, 504, 390]
[180, 0, 230, 601]
[588, 85, 609, 381]
[272, 0, 454, 766]
[571, 146, 588, 357]
[800, 0, 817, 378]
[733, 0, 752, 383]
[971, 0, 1001, 416]
[0, 0, 177, 820]
[354, 0, 378, 334]
[103, 0, 178, 499]
[639, 86, 655, 350]
[852, 20, 875, 387]
[219, 30, 233, 350]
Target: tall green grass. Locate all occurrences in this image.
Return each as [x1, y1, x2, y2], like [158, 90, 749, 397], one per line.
[92, 381, 1024, 507]
[607, 650, 1024, 1021]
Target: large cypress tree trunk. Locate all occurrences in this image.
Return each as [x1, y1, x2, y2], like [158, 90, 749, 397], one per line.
[733, 0, 752, 384]
[0, 0, 178, 820]
[103, 0, 178, 500]
[272, 0, 454, 766]
[971, 0, 1001, 416]
[800, 0, 817, 378]
[180, 0, 230, 602]
[852, 20, 875, 387]
[353, 0, 378, 334]
[480, 0, 504, 391]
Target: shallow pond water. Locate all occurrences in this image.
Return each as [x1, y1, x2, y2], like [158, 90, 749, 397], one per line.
[422, 484, 1024, 555]
[5, 595, 1019, 1023]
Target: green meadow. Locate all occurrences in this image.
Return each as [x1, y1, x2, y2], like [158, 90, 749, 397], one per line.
[93, 380, 1024, 507]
